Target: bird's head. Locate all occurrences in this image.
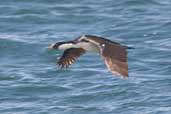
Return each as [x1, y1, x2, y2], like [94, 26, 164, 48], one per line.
[47, 42, 65, 50]
[47, 41, 74, 50]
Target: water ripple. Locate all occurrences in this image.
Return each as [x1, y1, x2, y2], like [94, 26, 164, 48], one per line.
[0, 0, 171, 114]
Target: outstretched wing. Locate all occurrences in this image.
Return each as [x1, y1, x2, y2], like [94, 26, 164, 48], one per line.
[80, 35, 129, 77]
[57, 48, 86, 68]
[101, 44, 128, 78]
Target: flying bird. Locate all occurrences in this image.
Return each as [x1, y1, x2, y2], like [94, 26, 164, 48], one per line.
[48, 35, 132, 78]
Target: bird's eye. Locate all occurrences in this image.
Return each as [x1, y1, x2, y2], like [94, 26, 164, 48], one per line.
[53, 43, 59, 49]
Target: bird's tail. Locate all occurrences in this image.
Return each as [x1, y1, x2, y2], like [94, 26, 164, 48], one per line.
[127, 46, 135, 49]
[124, 45, 134, 49]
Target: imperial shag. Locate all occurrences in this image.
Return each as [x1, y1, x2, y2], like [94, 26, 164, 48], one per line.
[48, 35, 132, 78]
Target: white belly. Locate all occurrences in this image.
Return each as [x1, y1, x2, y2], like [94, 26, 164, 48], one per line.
[58, 42, 99, 53]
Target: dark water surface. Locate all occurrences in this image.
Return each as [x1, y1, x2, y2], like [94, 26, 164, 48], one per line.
[0, 0, 171, 114]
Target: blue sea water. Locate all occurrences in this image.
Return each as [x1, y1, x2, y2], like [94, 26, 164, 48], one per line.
[0, 0, 171, 114]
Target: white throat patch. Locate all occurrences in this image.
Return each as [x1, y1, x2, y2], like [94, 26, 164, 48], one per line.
[58, 43, 74, 50]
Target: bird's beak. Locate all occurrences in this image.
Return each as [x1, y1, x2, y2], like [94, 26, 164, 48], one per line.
[46, 43, 55, 50]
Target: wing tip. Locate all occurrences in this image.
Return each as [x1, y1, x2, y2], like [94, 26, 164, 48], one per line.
[122, 74, 129, 79]
[110, 70, 129, 79]
[120, 71, 129, 79]
[116, 73, 129, 79]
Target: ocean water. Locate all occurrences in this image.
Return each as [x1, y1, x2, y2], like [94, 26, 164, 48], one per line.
[0, 0, 171, 114]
